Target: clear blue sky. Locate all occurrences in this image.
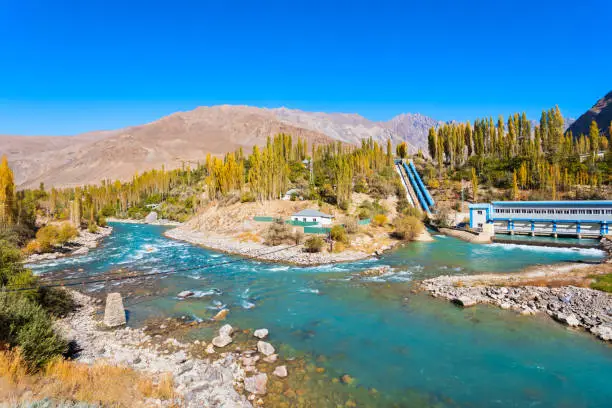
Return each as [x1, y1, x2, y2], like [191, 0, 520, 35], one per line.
[1, 0, 610, 135]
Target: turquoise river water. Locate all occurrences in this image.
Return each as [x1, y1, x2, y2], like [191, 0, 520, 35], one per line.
[30, 223, 611, 407]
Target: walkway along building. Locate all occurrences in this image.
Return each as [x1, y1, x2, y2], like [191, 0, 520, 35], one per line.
[469, 201, 612, 238]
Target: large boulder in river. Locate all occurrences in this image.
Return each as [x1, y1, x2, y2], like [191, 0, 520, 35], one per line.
[144, 211, 158, 224]
[103, 293, 126, 328]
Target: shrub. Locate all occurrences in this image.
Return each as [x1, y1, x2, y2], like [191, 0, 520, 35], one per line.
[57, 223, 78, 244]
[0, 292, 67, 370]
[24, 239, 42, 255]
[372, 214, 388, 227]
[37, 287, 76, 317]
[97, 216, 108, 227]
[87, 222, 98, 233]
[392, 215, 425, 241]
[590, 274, 612, 293]
[344, 217, 359, 234]
[240, 191, 256, 203]
[304, 236, 325, 253]
[292, 230, 304, 245]
[357, 208, 370, 220]
[332, 241, 346, 253]
[264, 219, 291, 246]
[330, 225, 348, 244]
[35, 225, 60, 251]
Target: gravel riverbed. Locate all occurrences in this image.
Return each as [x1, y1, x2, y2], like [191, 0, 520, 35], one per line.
[164, 228, 373, 266]
[56, 291, 295, 407]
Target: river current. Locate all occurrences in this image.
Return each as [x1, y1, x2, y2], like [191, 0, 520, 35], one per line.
[30, 223, 612, 407]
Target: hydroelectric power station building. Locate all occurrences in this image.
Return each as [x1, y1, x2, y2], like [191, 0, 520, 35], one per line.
[469, 201, 612, 238]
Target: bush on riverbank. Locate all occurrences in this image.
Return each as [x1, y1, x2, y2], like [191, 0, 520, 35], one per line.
[24, 223, 79, 255]
[392, 215, 424, 240]
[0, 239, 73, 370]
[304, 236, 325, 253]
[0, 293, 67, 370]
[590, 273, 612, 293]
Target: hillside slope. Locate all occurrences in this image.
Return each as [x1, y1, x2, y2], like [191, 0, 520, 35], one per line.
[1, 105, 439, 188]
[1, 106, 333, 188]
[567, 90, 612, 137]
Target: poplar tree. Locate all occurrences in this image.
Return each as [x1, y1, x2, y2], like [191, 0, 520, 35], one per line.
[471, 168, 478, 201]
[0, 155, 16, 225]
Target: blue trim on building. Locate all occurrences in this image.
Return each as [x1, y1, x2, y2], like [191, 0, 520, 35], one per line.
[491, 218, 607, 223]
[492, 200, 612, 207]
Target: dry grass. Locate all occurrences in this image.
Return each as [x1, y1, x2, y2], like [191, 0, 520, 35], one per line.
[0, 347, 28, 384]
[236, 231, 262, 243]
[0, 348, 179, 407]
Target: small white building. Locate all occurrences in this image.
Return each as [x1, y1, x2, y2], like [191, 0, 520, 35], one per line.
[282, 188, 301, 201]
[291, 209, 333, 225]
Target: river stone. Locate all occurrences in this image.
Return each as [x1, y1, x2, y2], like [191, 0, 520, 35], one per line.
[263, 354, 278, 363]
[73, 246, 89, 255]
[212, 334, 232, 348]
[273, 365, 288, 378]
[244, 373, 268, 395]
[213, 309, 229, 321]
[219, 324, 234, 337]
[103, 293, 126, 328]
[177, 290, 194, 299]
[257, 341, 275, 356]
[590, 325, 612, 341]
[555, 313, 580, 327]
[253, 328, 268, 339]
[144, 211, 158, 224]
[452, 296, 477, 308]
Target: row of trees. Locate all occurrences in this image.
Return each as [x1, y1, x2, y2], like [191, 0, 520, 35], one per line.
[426, 107, 611, 199]
[4, 133, 399, 225]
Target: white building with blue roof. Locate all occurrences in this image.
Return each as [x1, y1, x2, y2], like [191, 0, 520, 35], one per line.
[469, 201, 612, 238]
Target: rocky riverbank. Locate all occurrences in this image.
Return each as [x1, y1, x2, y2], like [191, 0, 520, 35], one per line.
[421, 266, 612, 342]
[26, 226, 113, 263]
[164, 228, 373, 266]
[56, 291, 293, 407]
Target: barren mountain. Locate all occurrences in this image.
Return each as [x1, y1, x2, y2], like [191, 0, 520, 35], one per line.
[1, 105, 439, 188]
[1, 106, 333, 188]
[567, 90, 612, 137]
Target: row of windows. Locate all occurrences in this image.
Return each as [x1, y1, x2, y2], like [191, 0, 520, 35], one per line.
[493, 208, 612, 215]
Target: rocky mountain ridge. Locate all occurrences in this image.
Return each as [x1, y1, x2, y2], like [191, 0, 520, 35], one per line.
[1, 105, 439, 188]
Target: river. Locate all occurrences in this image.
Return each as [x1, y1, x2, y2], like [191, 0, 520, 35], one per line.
[30, 223, 612, 407]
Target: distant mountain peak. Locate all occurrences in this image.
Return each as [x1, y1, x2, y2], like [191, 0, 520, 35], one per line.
[567, 91, 612, 137]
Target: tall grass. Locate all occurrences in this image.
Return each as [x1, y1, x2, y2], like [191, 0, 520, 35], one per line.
[0, 348, 179, 407]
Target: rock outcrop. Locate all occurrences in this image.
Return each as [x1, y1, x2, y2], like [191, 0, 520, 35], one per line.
[422, 276, 612, 342]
